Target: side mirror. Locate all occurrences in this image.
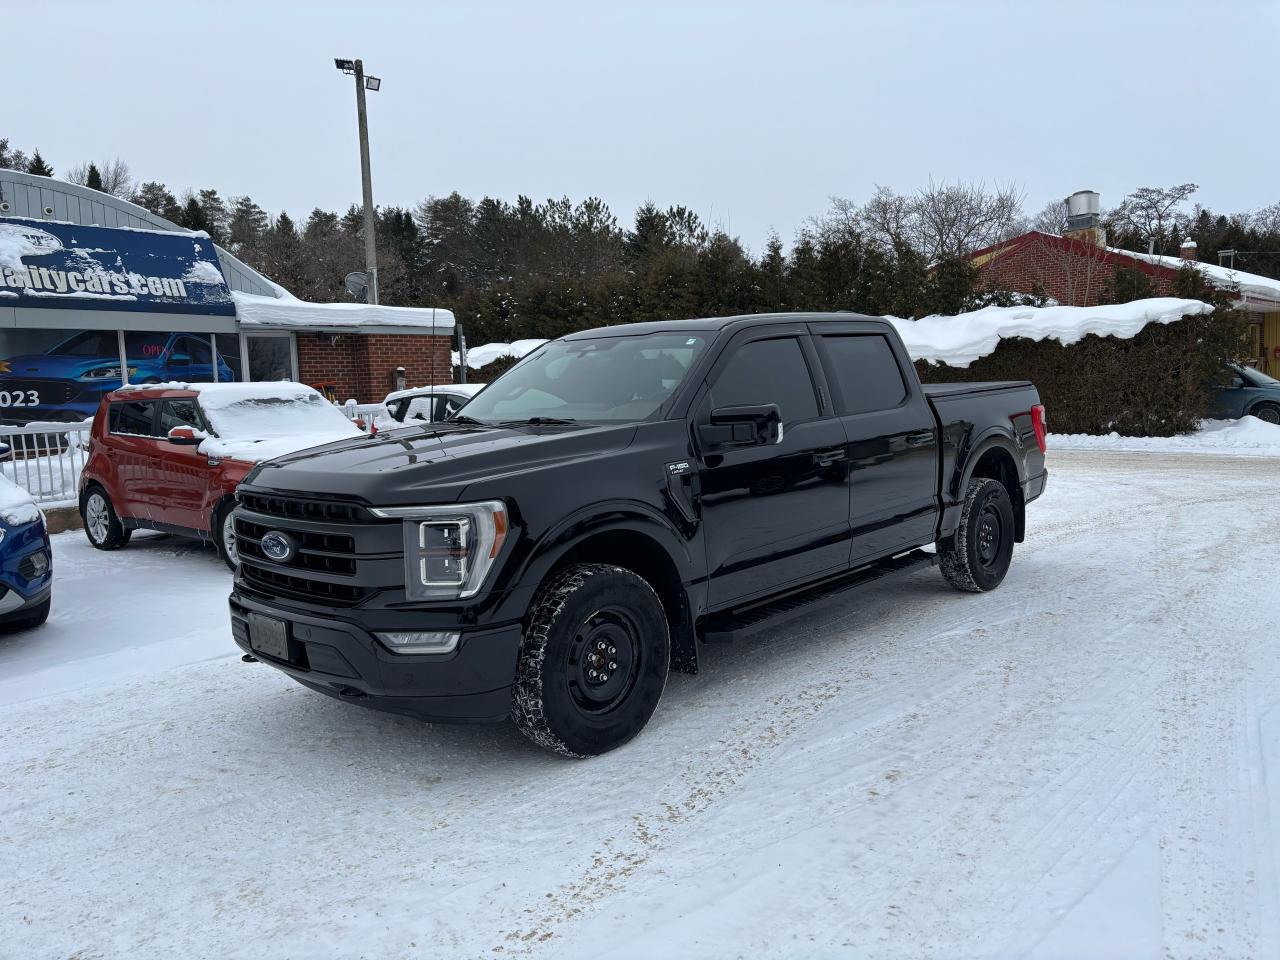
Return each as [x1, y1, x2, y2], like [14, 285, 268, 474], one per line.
[699, 404, 783, 449]
[1231, 377, 1244, 390]
[166, 425, 203, 445]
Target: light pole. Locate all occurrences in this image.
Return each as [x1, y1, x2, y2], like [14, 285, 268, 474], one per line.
[334, 58, 381, 305]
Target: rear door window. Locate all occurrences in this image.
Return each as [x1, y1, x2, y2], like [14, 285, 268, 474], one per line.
[108, 400, 157, 437]
[820, 335, 908, 415]
[709, 337, 820, 423]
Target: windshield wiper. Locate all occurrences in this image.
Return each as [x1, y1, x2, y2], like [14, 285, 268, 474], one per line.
[446, 415, 492, 427]
[498, 416, 579, 426]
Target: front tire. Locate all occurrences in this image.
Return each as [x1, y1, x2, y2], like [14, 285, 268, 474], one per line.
[81, 488, 131, 551]
[939, 477, 1015, 593]
[1251, 403, 1280, 426]
[512, 563, 670, 757]
[215, 501, 239, 571]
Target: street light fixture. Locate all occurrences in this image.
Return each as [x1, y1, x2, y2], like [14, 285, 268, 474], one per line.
[334, 57, 381, 304]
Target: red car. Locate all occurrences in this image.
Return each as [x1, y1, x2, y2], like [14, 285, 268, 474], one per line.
[78, 383, 364, 568]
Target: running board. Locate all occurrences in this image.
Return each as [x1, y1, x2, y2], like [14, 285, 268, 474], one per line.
[699, 549, 937, 644]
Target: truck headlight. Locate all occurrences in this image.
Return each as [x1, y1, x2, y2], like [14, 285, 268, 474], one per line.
[79, 365, 122, 380]
[370, 500, 509, 600]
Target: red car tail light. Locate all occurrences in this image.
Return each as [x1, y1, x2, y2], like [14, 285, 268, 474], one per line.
[1030, 404, 1047, 453]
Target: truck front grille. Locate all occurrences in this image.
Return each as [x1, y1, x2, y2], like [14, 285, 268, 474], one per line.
[234, 491, 401, 607]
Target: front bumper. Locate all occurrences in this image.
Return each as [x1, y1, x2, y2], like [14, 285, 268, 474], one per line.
[229, 591, 521, 723]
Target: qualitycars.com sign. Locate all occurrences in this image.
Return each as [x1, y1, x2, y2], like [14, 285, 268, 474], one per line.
[0, 217, 234, 316]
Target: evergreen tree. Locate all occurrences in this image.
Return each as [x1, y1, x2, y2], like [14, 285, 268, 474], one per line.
[197, 189, 230, 245]
[228, 196, 269, 250]
[0, 138, 29, 172]
[85, 163, 104, 192]
[179, 195, 208, 233]
[133, 182, 183, 222]
[26, 149, 53, 177]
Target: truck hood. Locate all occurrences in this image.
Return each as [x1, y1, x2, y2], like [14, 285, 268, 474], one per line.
[245, 421, 639, 504]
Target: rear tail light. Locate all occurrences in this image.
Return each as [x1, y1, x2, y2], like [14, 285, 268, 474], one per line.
[1030, 404, 1047, 453]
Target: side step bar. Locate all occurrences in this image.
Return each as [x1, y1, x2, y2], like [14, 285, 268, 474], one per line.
[699, 548, 937, 644]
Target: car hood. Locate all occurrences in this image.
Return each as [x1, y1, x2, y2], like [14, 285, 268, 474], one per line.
[245, 421, 639, 504]
[0, 354, 118, 378]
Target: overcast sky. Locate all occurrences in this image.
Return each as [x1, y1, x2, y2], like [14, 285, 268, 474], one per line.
[7, 0, 1278, 252]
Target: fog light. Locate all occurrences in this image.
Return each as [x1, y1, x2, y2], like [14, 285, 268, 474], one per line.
[374, 630, 460, 655]
[29, 550, 48, 576]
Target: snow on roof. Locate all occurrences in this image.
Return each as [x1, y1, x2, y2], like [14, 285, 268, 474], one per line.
[454, 339, 547, 369]
[384, 382, 486, 404]
[888, 297, 1213, 368]
[1109, 247, 1280, 308]
[232, 291, 455, 333]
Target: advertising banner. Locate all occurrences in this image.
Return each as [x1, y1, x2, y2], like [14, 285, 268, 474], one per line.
[0, 216, 233, 316]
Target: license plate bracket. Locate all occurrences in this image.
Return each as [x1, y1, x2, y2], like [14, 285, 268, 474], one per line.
[248, 614, 291, 662]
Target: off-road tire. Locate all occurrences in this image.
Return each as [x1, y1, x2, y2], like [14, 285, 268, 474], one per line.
[512, 563, 670, 757]
[939, 477, 1015, 593]
[215, 501, 239, 571]
[1251, 402, 1280, 426]
[81, 487, 131, 551]
[2, 596, 51, 631]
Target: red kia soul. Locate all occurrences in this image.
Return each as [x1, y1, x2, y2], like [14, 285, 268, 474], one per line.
[79, 383, 364, 568]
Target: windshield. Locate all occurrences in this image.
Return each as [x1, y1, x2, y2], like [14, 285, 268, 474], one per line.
[198, 387, 361, 440]
[1238, 364, 1280, 388]
[49, 330, 120, 356]
[458, 333, 709, 423]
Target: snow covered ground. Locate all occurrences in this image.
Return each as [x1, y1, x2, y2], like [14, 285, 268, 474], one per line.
[3, 451, 1280, 959]
[1051, 415, 1280, 457]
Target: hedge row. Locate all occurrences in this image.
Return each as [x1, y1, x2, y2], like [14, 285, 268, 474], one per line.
[914, 309, 1249, 436]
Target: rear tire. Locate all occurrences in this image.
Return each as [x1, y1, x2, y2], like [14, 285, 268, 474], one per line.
[1251, 403, 1280, 426]
[215, 501, 239, 571]
[939, 477, 1015, 593]
[512, 563, 670, 757]
[81, 488, 131, 551]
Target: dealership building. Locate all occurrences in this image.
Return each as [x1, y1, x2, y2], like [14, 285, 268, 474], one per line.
[0, 169, 455, 424]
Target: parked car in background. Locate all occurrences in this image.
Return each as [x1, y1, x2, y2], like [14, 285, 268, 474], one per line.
[381, 383, 486, 425]
[0, 330, 235, 424]
[1210, 362, 1280, 424]
[78, 383, 364, 568]
[0, 461, 51, 630]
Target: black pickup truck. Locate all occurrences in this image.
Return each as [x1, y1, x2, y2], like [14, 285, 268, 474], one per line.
[230, 313, 1047, 756]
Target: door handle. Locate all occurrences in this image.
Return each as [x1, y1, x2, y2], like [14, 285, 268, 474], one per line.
[813, 448, 847, 467]
[905, 431, 935, 447]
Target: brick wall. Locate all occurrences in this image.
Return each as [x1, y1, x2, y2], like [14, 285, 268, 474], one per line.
[978, 233, 1176, 307]
[295, 333, 453, 403]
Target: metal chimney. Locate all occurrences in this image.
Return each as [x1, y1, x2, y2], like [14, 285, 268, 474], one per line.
[1065, 190, 1101, 231]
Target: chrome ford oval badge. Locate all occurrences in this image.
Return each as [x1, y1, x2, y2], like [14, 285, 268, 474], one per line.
[260, 530, 296, 563]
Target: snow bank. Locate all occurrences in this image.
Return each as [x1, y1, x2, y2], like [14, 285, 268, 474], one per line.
[454, 339, 547, 369]
[888, 297, 1213, 368]
[0, 474, 41, 525]
[1051, 415, 1280, 457]
[232, 291, 456, 333]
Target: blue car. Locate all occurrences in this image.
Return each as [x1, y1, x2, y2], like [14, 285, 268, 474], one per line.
[1210, 363, 1280, 425]
[0, 466, 51, 630]
[0, 330, 234, 424]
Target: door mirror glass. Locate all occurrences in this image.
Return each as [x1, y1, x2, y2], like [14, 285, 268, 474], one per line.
[700, 404, 783, 449]
[166, 425, 203, 445]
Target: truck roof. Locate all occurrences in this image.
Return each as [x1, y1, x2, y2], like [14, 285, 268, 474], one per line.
[564, 311, 887, 340]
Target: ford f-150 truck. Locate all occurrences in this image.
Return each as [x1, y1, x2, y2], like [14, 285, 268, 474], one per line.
[229, 313, 1047, 756]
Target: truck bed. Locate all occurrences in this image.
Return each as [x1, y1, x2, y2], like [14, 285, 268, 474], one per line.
[922, 381, 1034, 398]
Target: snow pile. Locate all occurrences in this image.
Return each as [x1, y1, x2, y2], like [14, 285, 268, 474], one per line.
[1117, 247, 1280, 308]
[232, 291, 456, 332]
[0, 474, 41, 525]
[185, 382, 363, 461]
[181, 259, 226, 285]
[1051, 415, 1280, 457]
[888, 297, 1212, 367]
[454, 339, 547, 369]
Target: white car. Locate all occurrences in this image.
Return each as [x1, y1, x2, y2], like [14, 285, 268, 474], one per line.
[382, 383, 486, 425]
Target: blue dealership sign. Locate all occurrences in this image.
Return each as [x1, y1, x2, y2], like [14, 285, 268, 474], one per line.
[0, 216, 233, 316]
